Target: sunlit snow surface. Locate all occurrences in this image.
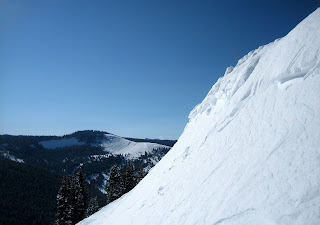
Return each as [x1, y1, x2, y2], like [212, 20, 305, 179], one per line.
[79, 9, 320, 225]
[100, 134, 168, 158]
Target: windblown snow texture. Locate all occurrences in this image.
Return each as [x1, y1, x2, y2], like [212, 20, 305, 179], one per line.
[79, 9, 320, 225]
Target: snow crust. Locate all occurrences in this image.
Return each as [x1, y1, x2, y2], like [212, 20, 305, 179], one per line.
[78, 9, 320, 225]
[39, 137, 85, 149]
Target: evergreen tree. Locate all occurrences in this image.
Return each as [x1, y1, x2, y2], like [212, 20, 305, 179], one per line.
[66, 177, 75, 225]
[55, 169, 88, 225]
[86, 196, 99, 217]
[55, 176, 66, 225]
[72, 169, 88, 224]
[137, 166, 145, 183]
[119, 164, 127, 195]
[107, 165, 123, 203]
[124, 161, 136, 193]
[55, 176, 73, 225]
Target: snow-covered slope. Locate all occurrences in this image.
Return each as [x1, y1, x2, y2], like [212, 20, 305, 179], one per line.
[79, 9, 320, 225]
[100, 134, 168, 158]
[0, 150, 24, 163]
[39, 134, 168, 158]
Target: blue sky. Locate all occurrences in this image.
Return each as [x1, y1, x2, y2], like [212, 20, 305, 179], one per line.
[0, 0, 318, 139]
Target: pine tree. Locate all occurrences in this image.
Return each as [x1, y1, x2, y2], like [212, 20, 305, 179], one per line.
[55, 176, 73, 225]
[86, 196, 99, 217]
[119, 164, 127, 195]
[124, 161, 136, 193]
[137, 166, 145, 183]
[72, 169, 88, 224]
[107, 165, 122, 203]
[55, 176, 67, 225]
[66, 177, 75, 225]
[55, 170, 88, 225]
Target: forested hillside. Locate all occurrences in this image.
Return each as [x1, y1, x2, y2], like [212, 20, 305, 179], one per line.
[0, 131, 175, 224]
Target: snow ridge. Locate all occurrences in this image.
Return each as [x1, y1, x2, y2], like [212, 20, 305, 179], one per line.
[78, 8, 320, 225]
[39, 134, 168, 158]
[100, 134, 169, 158]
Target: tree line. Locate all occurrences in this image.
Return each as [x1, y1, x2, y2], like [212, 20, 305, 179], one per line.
[55, 170, 98, 225]
[55, 162, 146, 224]
[107, 162, 145, 203]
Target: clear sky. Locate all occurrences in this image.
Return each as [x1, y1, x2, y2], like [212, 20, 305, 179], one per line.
[1, 0, 318, 139]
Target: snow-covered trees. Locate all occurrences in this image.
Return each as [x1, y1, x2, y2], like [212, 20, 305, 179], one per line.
[55, 169, 88, 225]
[72, 169, 88, 223]
[55, 176, 74, 225]
[107, 165, 122, 202]
[56, 162, 148, 223]
[86, 197, 99, 217]
[124, 162, 136, 193]
[106, 162, 146, 203]
[137, 166, 145, 183]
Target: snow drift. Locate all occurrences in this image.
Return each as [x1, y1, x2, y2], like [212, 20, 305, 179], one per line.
[79, 9, 320, 225]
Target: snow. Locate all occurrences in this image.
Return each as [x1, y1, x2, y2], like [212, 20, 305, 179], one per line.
[88, 154, 112, 161]
[78, 9, 320, 225]
[39, 137, 85, 149]
[38, 134, 167, 156]
[100, 134, 169, 158]
[0, 150, 24, 163]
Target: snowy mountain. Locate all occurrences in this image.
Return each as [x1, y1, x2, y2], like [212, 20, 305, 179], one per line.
[0, 131, 171, 191]
[99, 134, 169, 158]
[0, 131, 173, 224]
[79, 9, 320, 225]
[38, 132, 168, 158]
